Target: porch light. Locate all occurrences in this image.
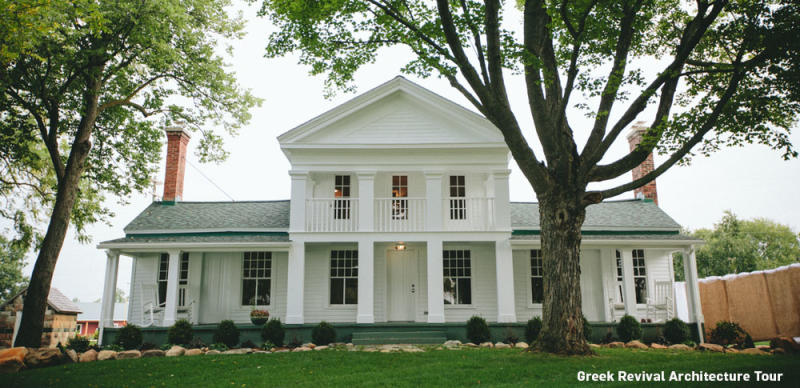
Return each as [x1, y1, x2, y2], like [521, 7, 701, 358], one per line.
[395, 243, 406, 251]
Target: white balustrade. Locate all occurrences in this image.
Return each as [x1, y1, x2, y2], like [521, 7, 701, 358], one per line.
[442, 197, 495, 231]
[305, 198, 359, 232]
[374, 198, 426, 232]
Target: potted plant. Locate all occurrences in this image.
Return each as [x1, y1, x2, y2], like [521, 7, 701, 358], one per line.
[250, 309, 269, 325]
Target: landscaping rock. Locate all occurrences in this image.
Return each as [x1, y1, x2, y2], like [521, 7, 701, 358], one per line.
[185, 349, 203, 356]
[650, 343, 667, 349]
[65, 349, 78, 363]
[668, 344, 692, 351]
[116, 350, 141, 359]
[253, 351, 269, 354]
[725, 348, 739, 353]
[79, 349, 97, 363]
[206, 350, 221, 355]
[740, 348, 768, 355]
[26, 348, 66, 368]
[274, 349, 290, 353]
[401, 347, 424, 353]
[697, 343, 724, 352]
[514, 342, 528, 349]
[166, 345, 186, 357]
[771, 348, 786, 355]
[314, 346, 329, 351]
[625, 340, 648, 350]
[770, 337, 800, 353]
[97, 350, 117, 361]
[606, 342, 624, 348]
[589, 344, 601, 349]
[443, 340, 461, 348]
[303, 343, 316, 349]
[756, 345, 771, 351]
[463, 343, 478, 348]
[0, 347, 28, 374]
[292, 347, 312, 352]
[479, 342, 493, 348]
[494, 343, 511, 349]
[141, 349, 166, 358]
[223, 348, 252, 355]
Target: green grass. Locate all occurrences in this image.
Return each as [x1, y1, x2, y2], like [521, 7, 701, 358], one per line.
[7, 348, 798, 387]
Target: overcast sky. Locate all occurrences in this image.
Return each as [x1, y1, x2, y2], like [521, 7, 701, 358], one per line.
[22, 3, 800, 303]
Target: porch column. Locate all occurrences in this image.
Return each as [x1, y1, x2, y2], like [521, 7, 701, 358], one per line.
[599, 248, 613, 322]
[683, 246, 705, 343]
[491, 170, 511, 230]
[357, 239, 375, 323]
[494, 239, 516, 322]
[424, 172, 443, 231]
[289, 171, 309, 232]
[620, 248, 637, 315]
[286, 241, 305, 324]
[98, 250, 119, 345]
[426, 238, 445, 323]
[162, 250, 181, 326]
[357, 172, 375, 232]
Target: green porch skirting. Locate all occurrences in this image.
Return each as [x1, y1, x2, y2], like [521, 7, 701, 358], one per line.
[101, 321, 702, 346]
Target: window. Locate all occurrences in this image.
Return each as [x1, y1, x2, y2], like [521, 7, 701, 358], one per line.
[632, 249, 647, 304]
[334, 175, 351, 219]
[157, 253, 189, 306]
[242, 252, 271, 306]
[449, 175, 466, 220]
[330, 250, 358, 305]
[615, 250, 624, 303]
[391, 175, 408, 219]
[530, 249, 543, 304]
[443, 250, 472, 305]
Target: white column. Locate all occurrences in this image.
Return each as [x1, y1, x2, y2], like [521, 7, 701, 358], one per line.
[492, 170, 511, 230]
[599, 248, 613, 322]
[98, 250, 120, 345]
[162, 250, 181, 326]
[424, 172, 443, 231]
[494, 239, 516, 322]
[357, 239, 375, 323]
[289, 171, 309, 232]
[285, 241, 306, 324]
[620, 248, 637, 316]
[187, 252, 203, 324]
[684, 246, 705, 343]
[357, 172, 375, 232]
[426, 239, 445, 323]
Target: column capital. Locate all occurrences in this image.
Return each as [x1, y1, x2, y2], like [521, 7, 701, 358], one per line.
[423, 171, 444, 178]
[356, 171, 377, 178]
[288, 170, 310, 179]
[105, 249, 120, 259]
[491, 169, 512, 178]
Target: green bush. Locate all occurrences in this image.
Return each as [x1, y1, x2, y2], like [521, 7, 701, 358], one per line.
[115, 324, 143, 350]
[466, 316, 490, 344]
[525, 317, 542, 343]
[663, 318, 690, 345]
[167, 319, 194, 345]
[213, 320, 240, 348]
[616, 315, 641, 342]
[709, 321, 750, 348]
[103, 344, 123, 352]
[261, 318, 285, 347]
[582, 315, 591, 341]
[209, 343, 229, 351]
[160, 343, 173, 351]
[67, 335, 91, 353]
[311, 321, 337, 345]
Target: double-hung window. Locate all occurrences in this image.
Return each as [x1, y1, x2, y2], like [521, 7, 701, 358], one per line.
[443, 249, 472, 305]
[530, 249, 543, 304]
[158, 253, 189, 307]
[449, 175, 466, 220]
[615, 250, 624, 304]
[330, 250, 358, 305]
[391, 175, 408, 219]
[334, 175, 351, 220]
[242, 252, 271, 306]
[632, 249, 647, 304]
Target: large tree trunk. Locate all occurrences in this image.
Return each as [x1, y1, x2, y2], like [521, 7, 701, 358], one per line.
[535, 193, 592, 355]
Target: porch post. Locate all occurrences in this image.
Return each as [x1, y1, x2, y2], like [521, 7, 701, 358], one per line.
[494, 239, 516, 322]
[424, 172, 443, 231]
[289, 171, 309, 233]
[426, 238, 445, 323]
[683, 246, 705, 343]
[599, 248, 613, 322]
[491, 170, 511, 230]
[286, 241, 305, 324]
[162, 250, 181, 326]
[620, 248, 637, 316]
[98, 250, 119, 345]
[357, 239, 375, 323]
[357, 172, 375, 232]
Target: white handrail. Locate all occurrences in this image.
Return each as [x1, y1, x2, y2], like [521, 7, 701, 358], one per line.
[305, 198, 359, 232]
[374, 198, 426, 232]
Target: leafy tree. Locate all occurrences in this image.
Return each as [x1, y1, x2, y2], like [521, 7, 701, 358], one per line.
[674, 211, 800, 280]
[254, 0, 799, 354]
[3, 0, 260, 347]
[0, 213, 32, 304]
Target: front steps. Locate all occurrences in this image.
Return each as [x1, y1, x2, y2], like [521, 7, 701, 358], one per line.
[352, 330, 447, 345]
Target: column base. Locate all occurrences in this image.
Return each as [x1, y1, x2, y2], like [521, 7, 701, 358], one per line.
[496, 314, 517, 323]
[427, 314, 445, 323]
[356, 315, 375, 324]
[285, 315, 304, 324]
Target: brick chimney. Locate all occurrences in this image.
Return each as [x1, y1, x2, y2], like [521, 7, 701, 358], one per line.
[162, 123, 191, 203]
[626, 121, 658, 205]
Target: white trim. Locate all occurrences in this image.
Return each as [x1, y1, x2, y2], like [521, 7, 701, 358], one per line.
[97, 242, 291, 251]
[511, 226, 681, 232]
[510, 239, 701, 247]
[125, 228, 288, 234]
[281, 143, 508, 149]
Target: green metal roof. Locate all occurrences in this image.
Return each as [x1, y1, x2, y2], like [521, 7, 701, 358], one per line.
[510, 200, 681, 230]
[124, 200, 290, 232]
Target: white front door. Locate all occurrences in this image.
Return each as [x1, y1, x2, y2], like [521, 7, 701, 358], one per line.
[387, 249, 417, 321]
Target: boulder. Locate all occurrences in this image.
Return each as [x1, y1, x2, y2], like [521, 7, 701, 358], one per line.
[292, 347, 312, 352]
[668, 344, 692, 351]
[65, 349, 78, 363]
[26, 348, 66, 368]
[274, 349, 290, 353]
[589, 344, 601, 349]
[771, 348, 786, 355]
[0, 347, 28, 374]
[740, 348, 767, 355]
[650, 343, 667, 349]
[514, 342, 528, 349]
[223, 348, 252, 355]
[494, 343, 511, 349]
[625, 340, 648, 350]
[479, 342, 493, 348]
[725, 348, 739, 353]
[770, 337, 800, 353]
[756, 345, 771, 351]
[97, 350, 117, 361]
[116, 350, 141, 359]
[78, 349, 97, 363]
[443, 340, 461, 348]
[314, 346, 329, 351]
[141, 349, 166, 358]
[185, 349, 203, 356]
[304, 343, 316, 349]
[401, 347, 424, 353]
[205, 350, 221, 355]
[606, 342, 624, 348]
[166, 345, 186, 357]
[463, 343, 478, 348]
[697, 343, 724, 352]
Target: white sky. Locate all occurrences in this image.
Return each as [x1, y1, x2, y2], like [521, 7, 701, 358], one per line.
[21, 4, 800, 302]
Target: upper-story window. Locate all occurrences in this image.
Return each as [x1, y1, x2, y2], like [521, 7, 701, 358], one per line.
[443, 249, 472, 305]
[334, 175, 351, 220]
[157, 253, 189, 307]
[449, 175, 466, 220]
[330, 250, 358, 305]
[615, 249, 624, 304]
[242, 252, 271, 306]
[530, 249, 543, 304]
[632, 249, 647, 304]
[392, 175, 408, 219]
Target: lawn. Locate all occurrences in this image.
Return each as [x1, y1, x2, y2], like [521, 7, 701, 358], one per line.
[6, 348, 798, 387]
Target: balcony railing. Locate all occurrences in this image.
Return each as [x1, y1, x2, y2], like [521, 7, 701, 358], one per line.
[305, 198, 359, 232]
[442, 197, 495, 231]
[375, 198, 426, 232]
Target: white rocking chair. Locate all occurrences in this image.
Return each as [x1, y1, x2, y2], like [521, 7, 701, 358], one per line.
[646, 281, 674, 322]
[138, 283, 164, 327]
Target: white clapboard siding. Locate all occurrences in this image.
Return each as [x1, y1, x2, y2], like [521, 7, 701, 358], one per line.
[128, 253, 158, 326]
[442, 242, 497, 323]
[303, 244, 358, 323]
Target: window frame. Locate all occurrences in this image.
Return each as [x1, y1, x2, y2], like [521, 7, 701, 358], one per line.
[328, 249, 359, 306]
[157, 253, 189, 306]
[614, 249, 624, 304]
[334, 175, 351, 220]
[448, 175, 467, 220]
[529, 249, 544, 305]
[391, 175, 408, 220]
[443, 249, 473, 306]
[632, 249, 648, 305]
[241, 251, 272, 307]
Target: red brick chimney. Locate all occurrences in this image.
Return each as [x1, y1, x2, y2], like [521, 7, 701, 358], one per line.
[627, 121, 658, 205]
[162, 123, 190, 202]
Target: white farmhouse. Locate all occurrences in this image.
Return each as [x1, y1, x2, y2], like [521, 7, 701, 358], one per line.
[97, 77, 704, 345]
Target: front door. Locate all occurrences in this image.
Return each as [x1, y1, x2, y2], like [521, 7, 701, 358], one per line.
[387, 249, 417, 321]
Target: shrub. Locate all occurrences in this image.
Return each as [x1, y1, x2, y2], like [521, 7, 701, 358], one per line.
[167, 319, 194, 345]
[103, 344, 123, 352]
[160, 343, 173, 351]
[582, 315, 591, 342]
[241, 339, 258, 349]
[140, 342, 158, 351]
[213, 320, 240, 348]
[466, 316, 490, 344]
[663, 318, 690, 345]
[67, 335, 91, 353]
[115, 324, 143, 350]
[288, 335, 303, 349]
[616, 315, 641, 342]
[709, 321, 750, 348]
[188, 337, 206, 349]
[311, 321, 337, 345]
[743, 334, 755, 349]
[525, 317, 542, 343]
[503, 326, 519, 344]
[209, 343, 229, 351]
[262, 341, 275, 350]
[261, 318, 285, 347]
